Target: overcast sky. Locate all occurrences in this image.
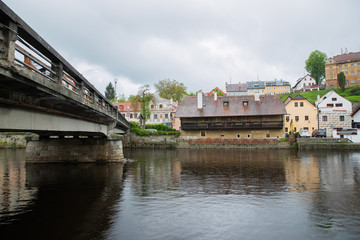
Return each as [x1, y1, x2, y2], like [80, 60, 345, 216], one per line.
[4, 0, 360, 97]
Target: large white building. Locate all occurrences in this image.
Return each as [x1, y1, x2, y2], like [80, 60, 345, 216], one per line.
[315, 90, 352, 136]
[292, 74, 319, 92]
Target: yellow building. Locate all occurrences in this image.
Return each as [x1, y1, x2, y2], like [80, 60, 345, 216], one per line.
[325, 51, 360, 88]
[284, 95, 318, 135]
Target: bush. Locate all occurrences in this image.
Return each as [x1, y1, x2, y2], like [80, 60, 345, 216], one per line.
[145, 124, 175, 131]
[130, 122, 179, 137]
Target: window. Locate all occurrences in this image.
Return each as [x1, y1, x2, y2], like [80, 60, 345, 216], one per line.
[330, 67, 333, 70]
[278, 86, 283, 90]
[351, 71, 354, 76]
[294, 127, 297, 132]
[134, 113, 138, 118]
[322, 116, 328, 122]
[286, 116, 290, 122]
[159, 104, 163, 109]
[154, 114, 158, 119]
[305, 115, 309, 121]
[327, 104, 334, 107]
[300, 102, 304, 107]
[330, 81, 334, 86]
[358, 71, 360, 75]
[151, 105, 154, 109]
[266, 134, 271, 138]
[352, 79, 355, 83]
[336, 103, 343, 107]
[285, 86, 290, 90]
[339, 65, 342, 70]
[358, 63, 360, 67]
[340, 116, 345, 121]
[243, 101, 248, 106]
[330, 74, 333, 78]
[351, 64, 354, 68]
[220, 134, 225, 137]
[130, 113, 133, 118]
[201, 131, 206, 137]
[332, 98, 337, 101]
[237, 134, 241, 139]
[223, 101, 229, 107]
[249, 90, 253, 93]
[165, 113, 169, 119]
[247, 134, 251, 138]
[273, 87, 276, 90]
[294, 102, 298, 107]
[285, 127, 288, 132]
[119, 105, 124, 109]
[345, 65, 348, 69]
[267, 87, 271, 90]
[303, 127, 309, 130]
[295, 116, 299, 122]
[345, 72, 348, 76]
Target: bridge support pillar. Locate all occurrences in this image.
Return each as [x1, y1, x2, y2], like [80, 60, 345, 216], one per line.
[26, 135, 124, 163]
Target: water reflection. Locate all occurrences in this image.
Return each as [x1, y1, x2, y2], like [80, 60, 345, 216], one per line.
[0, 149, 125, 240]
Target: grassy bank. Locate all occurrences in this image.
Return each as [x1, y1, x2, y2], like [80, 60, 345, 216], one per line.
[280, 85, 360, 104]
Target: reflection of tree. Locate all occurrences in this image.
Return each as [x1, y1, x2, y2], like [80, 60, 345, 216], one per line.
[0, 161, 126, 239]
[126, 149, 290, 196]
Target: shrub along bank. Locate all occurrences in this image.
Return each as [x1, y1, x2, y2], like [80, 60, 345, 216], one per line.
[129, 122, 179, 137]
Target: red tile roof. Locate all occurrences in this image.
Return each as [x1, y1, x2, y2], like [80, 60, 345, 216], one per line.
[113, 102, 141, 112]
[175, 95, 286, 118]
[332, 52, 360, 63]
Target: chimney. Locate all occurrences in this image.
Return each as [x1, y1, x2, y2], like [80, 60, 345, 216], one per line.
[255, 93, 260, 102]
[214, 92, 218, 101]
[197, 91, 203, 109]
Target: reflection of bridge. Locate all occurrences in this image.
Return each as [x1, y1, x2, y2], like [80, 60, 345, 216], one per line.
[0, 2, 129, 162]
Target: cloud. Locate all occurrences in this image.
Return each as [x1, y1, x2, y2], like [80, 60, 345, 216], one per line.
[4, 0, 360, 95]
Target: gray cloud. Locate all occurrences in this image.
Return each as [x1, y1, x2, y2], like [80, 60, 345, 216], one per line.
[4, 0, 360, 96]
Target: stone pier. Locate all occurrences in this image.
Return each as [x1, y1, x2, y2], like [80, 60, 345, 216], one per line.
[26, 135, 124, 163]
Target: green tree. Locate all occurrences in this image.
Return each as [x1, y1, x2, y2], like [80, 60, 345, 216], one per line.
[305, 50, 328, 85]
[116, 93, 126, 102]
[131, 85, 156, 129]
[105, 82, 115, 101]
[154, 79, 187, 102]
[337, 72, 346, 92]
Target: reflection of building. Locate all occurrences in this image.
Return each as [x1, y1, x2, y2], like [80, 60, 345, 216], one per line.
[176, 92, 286, 139]
[325, 51, 360, 88]
[284, 154, 320, 192]
[284, 95, 318, 135]
[315, 90, 352, 136]
[0, 151, 37, 219]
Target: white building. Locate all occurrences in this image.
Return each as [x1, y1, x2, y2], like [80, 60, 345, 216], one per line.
[351, 104, 360, 128]
[292, 74, 319, 92]
[315, 90, 352, 137]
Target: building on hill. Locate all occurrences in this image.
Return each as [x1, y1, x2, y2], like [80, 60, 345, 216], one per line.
[284, 95, 318, 135]
[292, 74, 319, 92]
[315, 90, 352, 137]
[175, 92, 286, 139]
[205, 87, 226, 96]
[225, 80, 291, 96]
[325, 51, 360, 88]
[225, 82, 247, 96]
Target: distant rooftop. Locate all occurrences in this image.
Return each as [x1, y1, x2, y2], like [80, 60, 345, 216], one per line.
[329, 51, 360, 64]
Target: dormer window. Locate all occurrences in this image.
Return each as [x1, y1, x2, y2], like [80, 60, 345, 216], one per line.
[119, 105, 124, 109]
[223, 101, 229, 107]
[243, 101, 248, 106]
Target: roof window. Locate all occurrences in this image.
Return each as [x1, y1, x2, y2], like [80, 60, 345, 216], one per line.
[223, 101, 229, 107]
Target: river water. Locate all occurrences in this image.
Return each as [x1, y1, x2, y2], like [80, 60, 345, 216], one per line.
[0, 148, 360, 240]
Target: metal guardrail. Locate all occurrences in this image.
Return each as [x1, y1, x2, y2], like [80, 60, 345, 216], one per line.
[0, 2, 129, 130]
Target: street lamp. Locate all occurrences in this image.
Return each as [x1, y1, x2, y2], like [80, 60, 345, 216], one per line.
[114, 78, 118, 100]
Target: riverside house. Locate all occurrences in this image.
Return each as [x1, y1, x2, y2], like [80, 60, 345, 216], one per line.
[315, 90, 352, 137]
[284, 95, 318, 135]
[175, 92, 286, 140]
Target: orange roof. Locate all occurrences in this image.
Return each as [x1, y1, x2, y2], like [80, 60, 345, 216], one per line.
[205, 87, 226, 96]
[113, 102, 141, 112]
[332, 51, 360, 63]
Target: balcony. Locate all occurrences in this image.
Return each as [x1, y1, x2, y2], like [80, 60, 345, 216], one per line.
[181, 121, 283, 130]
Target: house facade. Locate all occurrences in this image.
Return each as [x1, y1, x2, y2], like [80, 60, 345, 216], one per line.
[175, 93, 286, 139]
[114, 95, 178, 128]
[292, 74, 319, 92]
[315, 90, 352, 136]
[284, 95, 318, 135]
[325, 51, 360, 88]
[226, 80, 291, 96]
[351, 104, 360, 128]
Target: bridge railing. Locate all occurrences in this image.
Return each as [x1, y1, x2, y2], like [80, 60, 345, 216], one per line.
[0, 2, 129, 131]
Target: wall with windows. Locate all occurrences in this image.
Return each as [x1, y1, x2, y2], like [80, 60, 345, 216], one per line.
[284, 98, 318, 135]
[325, 56, 360, 88]
[180, 128, 285, 139]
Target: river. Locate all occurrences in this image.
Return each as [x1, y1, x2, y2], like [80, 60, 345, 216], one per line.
[1, 148, 360, 240]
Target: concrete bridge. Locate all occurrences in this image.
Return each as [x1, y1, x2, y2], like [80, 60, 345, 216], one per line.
[0, 2, 130, 163]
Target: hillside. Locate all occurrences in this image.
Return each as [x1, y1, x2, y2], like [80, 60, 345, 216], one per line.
[279, 85, 360, 104]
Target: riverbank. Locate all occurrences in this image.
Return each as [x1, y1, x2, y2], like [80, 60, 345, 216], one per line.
[0, 133, 28, 149]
